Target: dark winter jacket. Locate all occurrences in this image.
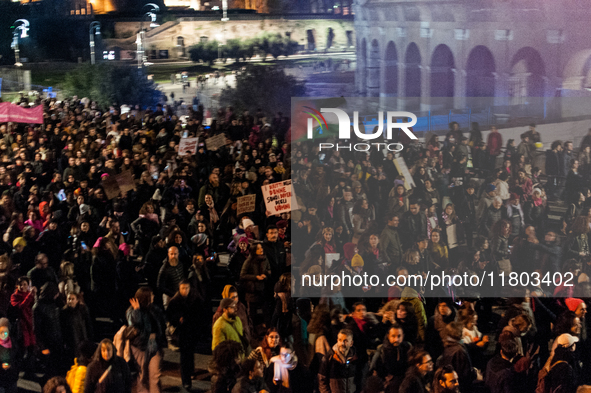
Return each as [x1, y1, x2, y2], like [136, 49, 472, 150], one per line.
[318, 345, 358, 393]
[84, 342, 132, 393]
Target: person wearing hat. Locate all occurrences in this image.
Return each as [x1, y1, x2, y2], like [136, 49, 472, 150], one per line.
[544, 333, 579, 393]
[212, 297, 247, 353]
[212, 285, 252, 344]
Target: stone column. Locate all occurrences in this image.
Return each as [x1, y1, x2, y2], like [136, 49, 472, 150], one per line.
[397, 62, 406, 110]
[453, 68, 467, 109]
[420, 65, 431, 111]
[493, 72, 508, 106]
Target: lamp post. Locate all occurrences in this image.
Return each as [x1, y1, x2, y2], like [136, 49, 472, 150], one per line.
[11, 19, 29, 89]
[218, 0, 228, 62]
[137, 3, 160, 70]
[89, 21, 101, 65]
[11, 19, 29, 67]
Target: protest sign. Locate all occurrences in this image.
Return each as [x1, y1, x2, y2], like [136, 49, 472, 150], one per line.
[262, 180, 298, 215]
[206, 134, 225, 151]
[393, 157, 416, 190]
[237, 194, 257, 216]
[101, 170, 136, 199]
[178, 137, 198, 156]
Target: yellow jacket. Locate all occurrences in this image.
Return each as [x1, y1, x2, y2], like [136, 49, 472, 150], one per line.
[66, 358, 87, 393]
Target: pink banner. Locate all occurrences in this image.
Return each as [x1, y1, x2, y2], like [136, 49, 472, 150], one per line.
[0, 102, 44, 124]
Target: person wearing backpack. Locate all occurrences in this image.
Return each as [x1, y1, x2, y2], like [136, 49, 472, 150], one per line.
[538, 333, 579, 393]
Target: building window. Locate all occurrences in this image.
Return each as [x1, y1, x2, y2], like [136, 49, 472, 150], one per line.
[177, 36, 186, 57]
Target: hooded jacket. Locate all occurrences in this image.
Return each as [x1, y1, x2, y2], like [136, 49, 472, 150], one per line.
[212, 313, 244, 351]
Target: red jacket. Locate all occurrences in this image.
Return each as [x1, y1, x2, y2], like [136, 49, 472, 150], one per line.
[487, 132, 503, 156]
[10, 290, 36, 347]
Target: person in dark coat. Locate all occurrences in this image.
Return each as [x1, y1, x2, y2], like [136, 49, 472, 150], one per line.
[232, 358, 269, 393]
[0, 318, 19, 393]
[240, 243, 272, 326]
[262, 225, 287, 284]
[399, 349, 433, 393]
[546, 141, 564, 200]
[479, 197, 504, 238]
[157, 246, 186, 309]
[90, 238, 118, 319]
[400, 201, 428, 250]
[84, 339, 132, 393]
[166, 280, 202, 390]
[144, 236, 167, 298]
[131, 214, 161, 258]
[437, 322, 477, 393]
[126, 287, 167, 393]
[485, 336, 530, 393]
[33, 282, 64, 384]
[369, 324, 412, 393]
[426, 300, 457, 361]
[546, 342, 578, 393]
[60, 292, 94, 365]
[27, 253, 59, 292]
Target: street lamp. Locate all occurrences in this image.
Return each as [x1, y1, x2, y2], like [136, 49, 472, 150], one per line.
[89, 21, 101, 65]
[218, 0, 228, 61]
[11, 19, 30, 68]
[137, 3, 160, 70]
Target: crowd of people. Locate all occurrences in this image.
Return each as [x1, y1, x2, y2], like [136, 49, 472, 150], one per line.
[0, 92, 590, 393]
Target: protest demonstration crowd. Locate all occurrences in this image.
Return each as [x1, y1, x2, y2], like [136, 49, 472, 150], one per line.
[0, 92, 590, 393]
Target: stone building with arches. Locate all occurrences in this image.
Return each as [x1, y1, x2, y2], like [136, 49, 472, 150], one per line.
[354, 0, 591, 111]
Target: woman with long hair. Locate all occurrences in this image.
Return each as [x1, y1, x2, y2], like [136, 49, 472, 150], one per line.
[312, 227, 337, 255]
[84, 339, 131, 393]
[395, 301, 419, 345]
[126, 287, 167, 393]
[248, 328, 282, 385]
[240, 243, 272, 326]
[307, 304, 331, 379]
[429, 229, 449, 271]
[388, 184, 408, 217]
[565, 216, 590, 262]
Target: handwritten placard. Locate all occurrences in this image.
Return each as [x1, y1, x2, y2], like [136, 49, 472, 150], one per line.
[262, 180, 298, 215]
[178, 137, 198, 156]
[206, 134, 226, 151]
[237, 194, 257, 216]
[101, 170, 136, 199]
